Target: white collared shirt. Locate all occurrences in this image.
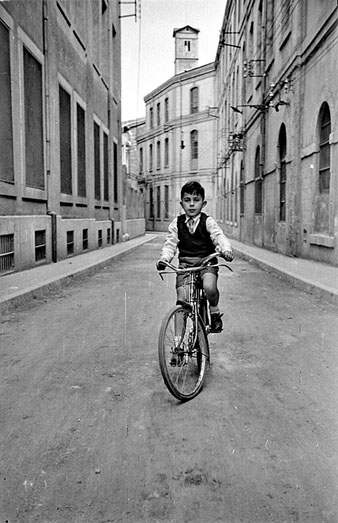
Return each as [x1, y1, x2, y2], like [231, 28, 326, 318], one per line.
[160, 213, 232, 262]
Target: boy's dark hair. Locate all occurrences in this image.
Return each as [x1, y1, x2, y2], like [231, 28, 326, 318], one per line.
[180, 181, 205, 200]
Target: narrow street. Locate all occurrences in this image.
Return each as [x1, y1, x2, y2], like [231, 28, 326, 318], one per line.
[1, 236, 338, 523]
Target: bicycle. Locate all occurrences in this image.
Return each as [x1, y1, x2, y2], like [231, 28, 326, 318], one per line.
[158, 253, 233, 401]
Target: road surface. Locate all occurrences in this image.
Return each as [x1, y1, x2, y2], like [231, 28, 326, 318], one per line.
[1, 236, 338, 522]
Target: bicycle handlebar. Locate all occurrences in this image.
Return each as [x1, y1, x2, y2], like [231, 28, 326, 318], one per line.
[158, 253, 233, 276]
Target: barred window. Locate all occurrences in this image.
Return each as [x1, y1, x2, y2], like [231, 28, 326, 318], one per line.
[35, 230, 46, 262]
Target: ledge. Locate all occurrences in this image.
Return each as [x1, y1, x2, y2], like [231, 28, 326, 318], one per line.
[309, 234, 335, 248]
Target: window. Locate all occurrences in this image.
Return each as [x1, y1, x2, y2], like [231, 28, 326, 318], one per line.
[82, 228, 88, 250]
[281, 0, 291, 33]
[113, 141, 118, 204]
[107, 228, 111, 244]
[59, 85, 72, 194]
[0, 234, 14, 273]
[94, 121, 101, 200]
[67, 230, 74, 256]
[314, 102, 331, 234]
[157, 102, 161, 126]
[164, 185, 169, 219]
[164, 97, 169, 122]
[149, 186, 154, 218]
[0, 20, 14, 183]
[139, 147, 143, 173]
[156, 140, 161, 170]
[156, 186, 161, 219]
[254, 146, 263, 214]
[279, 125, 287, 221]
[184, 40, 191, 52]
[35, 230, 46, 262]
[98, 229, 103, 247]
[240, 160, 245, 215]
[164, 138, 169, 167]
[24, 48, 44, 189]
[103, 131, 109, 201]
[76, 103, 86, 197]
[190, 130, 198, 160]
[149, 107, 153, 129]
[149, 143, 153, 172]
[319, 103, 331, 194]
[190, 87, 199, 114]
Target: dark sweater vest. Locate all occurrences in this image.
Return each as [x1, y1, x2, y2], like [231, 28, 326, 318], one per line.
[177, 213, 215, 258]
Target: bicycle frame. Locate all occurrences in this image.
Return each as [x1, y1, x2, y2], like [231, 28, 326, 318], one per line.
[159, 253, 233, 340]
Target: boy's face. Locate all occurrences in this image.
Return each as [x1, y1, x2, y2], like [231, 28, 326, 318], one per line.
[180, 191, 206, 218]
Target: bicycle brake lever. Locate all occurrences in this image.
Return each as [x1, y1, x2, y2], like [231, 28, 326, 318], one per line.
[159, 272, 164, 281]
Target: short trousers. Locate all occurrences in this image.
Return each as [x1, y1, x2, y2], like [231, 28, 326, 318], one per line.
[176, 256, 219, 289]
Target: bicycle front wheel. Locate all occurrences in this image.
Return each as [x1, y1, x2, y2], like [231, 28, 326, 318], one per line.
[158, 305, 209, 401]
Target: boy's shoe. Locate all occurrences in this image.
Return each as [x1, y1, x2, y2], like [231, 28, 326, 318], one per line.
[210, 313, 223, 333]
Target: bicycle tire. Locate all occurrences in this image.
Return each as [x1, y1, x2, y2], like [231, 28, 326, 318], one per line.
[158, 305, 209, 401]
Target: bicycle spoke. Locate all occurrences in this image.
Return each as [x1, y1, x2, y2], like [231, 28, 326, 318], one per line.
[158, 306, 209, 401]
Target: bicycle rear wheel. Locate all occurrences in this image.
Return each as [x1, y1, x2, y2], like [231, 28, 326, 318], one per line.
[158, 305, 209, 401]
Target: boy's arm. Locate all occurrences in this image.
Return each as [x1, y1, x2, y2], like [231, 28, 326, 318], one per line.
[206, 216, 233, 259]
[160, 218, 178, 263]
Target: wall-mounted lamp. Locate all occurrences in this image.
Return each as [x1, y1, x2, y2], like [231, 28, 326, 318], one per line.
[231, 104, 267, 114]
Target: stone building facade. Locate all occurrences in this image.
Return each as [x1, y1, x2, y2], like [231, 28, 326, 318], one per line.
[137, 26, 218, 232]
[216, 0, 338, 265]
[0, 0, 123, 274]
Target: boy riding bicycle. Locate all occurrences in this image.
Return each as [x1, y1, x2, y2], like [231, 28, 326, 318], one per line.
[156, 181, 233, 333]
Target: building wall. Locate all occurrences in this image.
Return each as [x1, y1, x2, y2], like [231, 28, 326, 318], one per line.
[215, 0, 338, 266]
[138, 60, 218, 232]
[0, 0, 122, 275]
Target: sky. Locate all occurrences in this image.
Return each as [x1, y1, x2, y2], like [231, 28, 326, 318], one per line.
[120, 0, 227, 122]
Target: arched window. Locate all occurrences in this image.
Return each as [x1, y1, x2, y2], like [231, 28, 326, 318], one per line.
[156, 140, 161, 170]
[319, 102, 331, 194]
[254, 146, 262, 214]
[279, 124, 287, 221]
[314, 102, 331, 233]
[190, 130, 198, 160]
[190, 87, 199, 114]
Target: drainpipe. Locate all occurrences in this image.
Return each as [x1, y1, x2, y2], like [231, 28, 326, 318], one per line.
[43, 0, 57, 262]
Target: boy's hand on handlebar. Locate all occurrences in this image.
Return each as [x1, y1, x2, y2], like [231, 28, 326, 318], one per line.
[222, 250, 234, 262]
[156, 259, 167, 271]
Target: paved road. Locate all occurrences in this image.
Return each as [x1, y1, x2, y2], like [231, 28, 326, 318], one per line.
[1, 237, 338, 523]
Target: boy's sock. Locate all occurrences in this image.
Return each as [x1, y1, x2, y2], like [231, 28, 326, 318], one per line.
[209, 305, 220, 315]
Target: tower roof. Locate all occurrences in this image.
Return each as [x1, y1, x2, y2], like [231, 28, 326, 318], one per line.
[172, 25, 200, 37]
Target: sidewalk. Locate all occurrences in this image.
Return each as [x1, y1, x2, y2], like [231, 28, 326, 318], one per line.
[0, 233, 337, 314]
[231, 239, 338, 305]
[0, 234, 157, 314]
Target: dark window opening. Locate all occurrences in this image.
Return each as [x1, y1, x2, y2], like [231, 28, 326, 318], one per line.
[25, 48, 44, 189]
[67, 230, 74, 256]
[59, 85, 72, 194]
[77, 103, 86, 197]
[35, 230, 46, 262]
[94, 122, 101, 200]
[0, 21, 14, 184]
[82, 228, 88, 250]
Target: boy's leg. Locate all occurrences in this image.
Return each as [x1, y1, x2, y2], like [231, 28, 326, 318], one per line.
[202, 272, 223, 332]
[202, 272, 219, 311]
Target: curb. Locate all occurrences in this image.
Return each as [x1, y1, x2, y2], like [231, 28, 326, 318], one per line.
[233, 248, 338, 306]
